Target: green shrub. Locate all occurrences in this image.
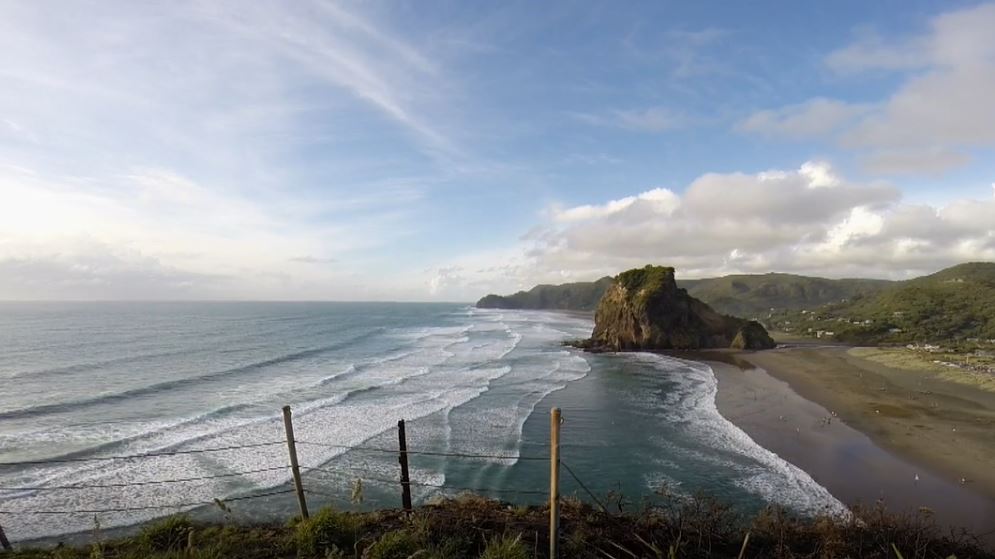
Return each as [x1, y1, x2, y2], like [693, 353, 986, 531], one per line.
[139, 515, 193, 552]
[362, 530, 421, 559]
[479, 534, 528, 559]
[422, 538, 466, 559]
[295, 507, 364, 557]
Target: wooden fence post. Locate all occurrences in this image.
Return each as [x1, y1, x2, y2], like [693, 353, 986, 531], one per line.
[549, 407, 561, 559]
[282, 405, 309, 520]
[0, 518, 12, 552]
[398, 419, 413, 512]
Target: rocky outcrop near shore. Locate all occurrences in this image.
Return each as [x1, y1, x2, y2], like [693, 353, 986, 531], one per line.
[581, 265, 775, 351]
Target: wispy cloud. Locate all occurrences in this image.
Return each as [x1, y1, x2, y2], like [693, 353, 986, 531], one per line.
[290, 256, 339, 264]
[738, 2, 995, 175]
[0, 0, 464, 299]
[572, 106, 685, 133]
[431, 161, 995, 298]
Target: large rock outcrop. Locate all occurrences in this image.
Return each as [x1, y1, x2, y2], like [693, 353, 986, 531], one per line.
[583, 265, 775, 351]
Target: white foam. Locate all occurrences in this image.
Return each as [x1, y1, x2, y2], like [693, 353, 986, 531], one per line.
[632, 353, 848, 517]
[2, 308, 595, 538]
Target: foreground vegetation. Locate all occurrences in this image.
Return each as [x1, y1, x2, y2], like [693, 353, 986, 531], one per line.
[11, 494, 993, 558]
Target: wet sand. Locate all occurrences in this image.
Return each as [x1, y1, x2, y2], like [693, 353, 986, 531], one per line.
[700, 345, 995, 542]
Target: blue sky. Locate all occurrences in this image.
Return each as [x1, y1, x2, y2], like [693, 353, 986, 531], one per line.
[1, 1, 994, 300]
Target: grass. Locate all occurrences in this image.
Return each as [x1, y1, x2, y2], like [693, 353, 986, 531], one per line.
[6, 494, 992, 559]
[849, 347, 995, 393]
[479, 534, 528, 559]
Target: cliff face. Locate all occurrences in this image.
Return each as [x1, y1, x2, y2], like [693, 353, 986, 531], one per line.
[586, 265, 775, 351]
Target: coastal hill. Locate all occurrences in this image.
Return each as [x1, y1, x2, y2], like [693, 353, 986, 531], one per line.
[580, 265, 775, 351]
[475, 261, 995, 347]
[770, 262, 995, 345]
[680, 273, 893, 318]
[476, 273, 893, 317]
[476, 276, 614, 311]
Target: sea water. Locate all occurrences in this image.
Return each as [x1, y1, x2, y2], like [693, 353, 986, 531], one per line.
[0, 302, 843, 540]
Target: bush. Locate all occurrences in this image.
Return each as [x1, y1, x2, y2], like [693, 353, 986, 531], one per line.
[422, 539, 466, 559]
[479, 534, 528, 559]
[295, 507, 364, 557]
[139, 515, 193, 552]
[362, 530, 421, 559]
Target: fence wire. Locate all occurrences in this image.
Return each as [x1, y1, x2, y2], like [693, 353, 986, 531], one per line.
[0, 489, 297, 516]
[303, 466, 549, 497]
[0, 465, 291, 492]
[0, 413, 619, 541]
[296, 440, 547, 462]
[0, 441, 286, 468]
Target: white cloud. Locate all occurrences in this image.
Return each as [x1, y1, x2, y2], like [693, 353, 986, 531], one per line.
[0, 164, 415, 300]
[433, 161, 995, 298]
[551, 188, 680, 222]
[739, 2, 995, 175]
[859, 149, 972, 176]
[0, 1, 450, 300]
[428, 266, 464, 296]
[0, 241, 228, 300]
[737, 98, 870, 139]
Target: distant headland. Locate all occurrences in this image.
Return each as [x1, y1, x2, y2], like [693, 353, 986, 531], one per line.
[476, 262, 995, 350]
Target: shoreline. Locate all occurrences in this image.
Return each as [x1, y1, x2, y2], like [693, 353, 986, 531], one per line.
[694, 346, 995, 542]
[735, 345, 995, 501]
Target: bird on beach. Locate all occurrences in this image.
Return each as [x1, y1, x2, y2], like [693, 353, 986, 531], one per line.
[914, 474, 919, 484]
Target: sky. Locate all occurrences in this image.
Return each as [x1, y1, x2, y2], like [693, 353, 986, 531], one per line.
[1, 0, 994, 301]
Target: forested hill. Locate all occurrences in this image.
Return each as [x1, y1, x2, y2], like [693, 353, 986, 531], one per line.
[476, 272, 894, 317]
[680, 274, 894, 318]
[475, 276, 614, 311]
[770, 262, 995, 344]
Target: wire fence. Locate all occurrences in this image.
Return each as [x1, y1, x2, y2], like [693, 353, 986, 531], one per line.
[0, 406, 593, 550]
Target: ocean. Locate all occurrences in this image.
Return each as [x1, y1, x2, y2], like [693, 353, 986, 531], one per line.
[0, 302, 844, 541]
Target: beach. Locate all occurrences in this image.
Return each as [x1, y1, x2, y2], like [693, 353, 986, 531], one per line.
[703, 344, 995, 540]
